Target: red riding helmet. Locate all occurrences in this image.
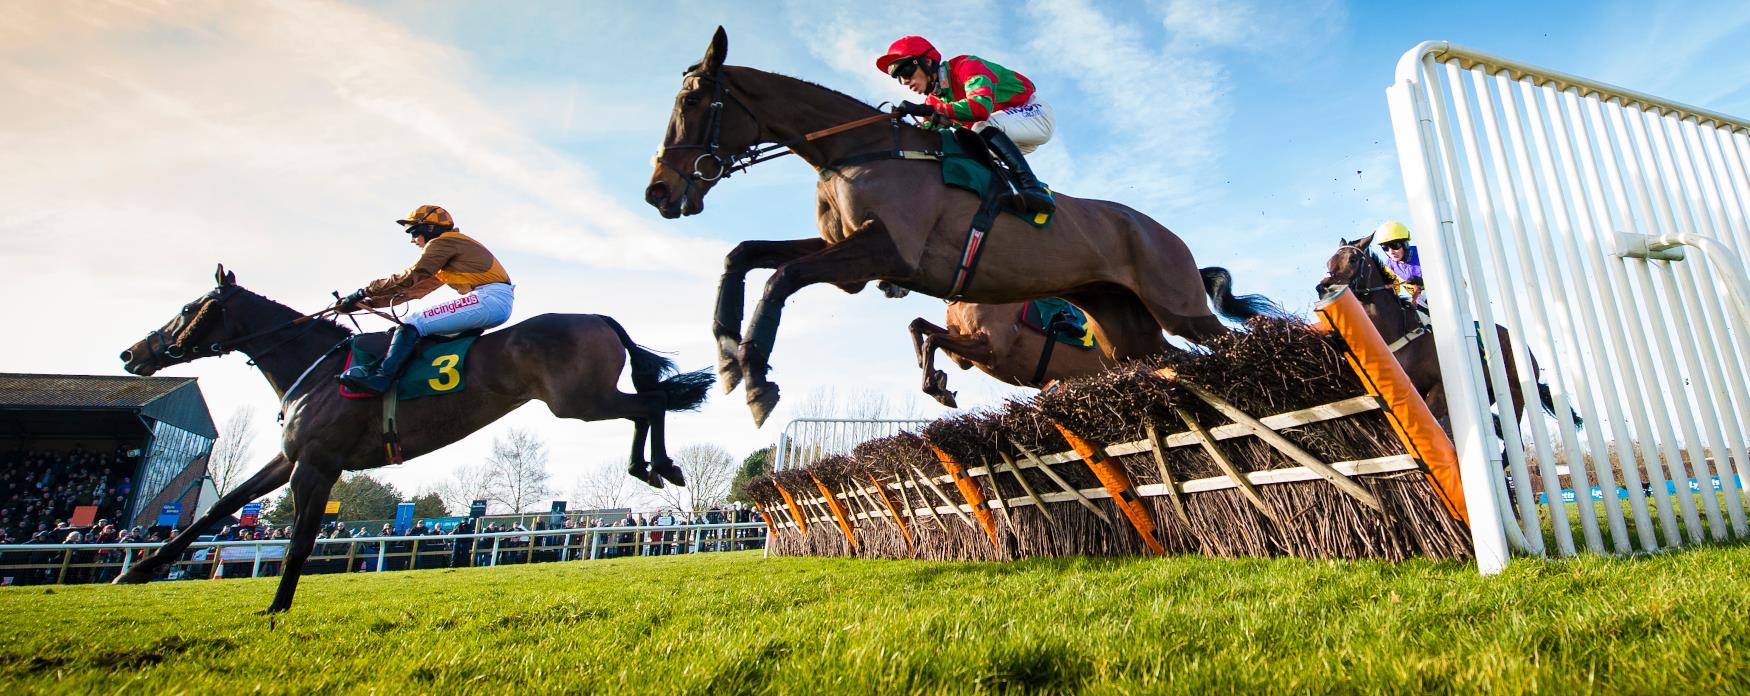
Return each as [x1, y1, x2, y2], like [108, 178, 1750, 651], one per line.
[876, 36, 941, 76]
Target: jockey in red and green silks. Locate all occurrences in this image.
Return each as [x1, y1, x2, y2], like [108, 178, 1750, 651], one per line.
[878, 35, 1056, 215]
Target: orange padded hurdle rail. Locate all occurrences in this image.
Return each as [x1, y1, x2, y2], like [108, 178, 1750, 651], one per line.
[1050, 423, 1168, 556]
[930, 445, 1002, 550]
[1315, 286, 1468, 525]
[867, 473, 916, 552]
[811, 474, 859, 549]
[774, 483, 810, 534]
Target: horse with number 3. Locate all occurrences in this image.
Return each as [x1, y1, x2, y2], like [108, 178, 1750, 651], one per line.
[113, 265, 711, 613]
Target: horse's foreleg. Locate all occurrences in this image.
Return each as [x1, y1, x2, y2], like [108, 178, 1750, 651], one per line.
[920, 331, 998, 408]
[115, 454, 292, 584]
[740, 230, 907, 426]
[717, 239, 829, 394]
[909, 318, 949, 369]
[263, 462, 337, 615]
[646, 407, 685, 487]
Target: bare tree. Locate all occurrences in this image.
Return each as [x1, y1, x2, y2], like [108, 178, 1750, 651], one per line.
[437, 462, 494, 516]
[572, 461, 637, 511]
[844, 388, 891, 420]
[208, 405, 258, 496]
[795, 386, 839, 418]
[484, 428, 553, 514]
[648, 443, 738, 513]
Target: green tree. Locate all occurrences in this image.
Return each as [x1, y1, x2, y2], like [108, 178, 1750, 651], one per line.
[330, 472, 403, 521]
[262, 490, 295, 525]
[410, 492, 448, 518]
[729, 446, 773, 504]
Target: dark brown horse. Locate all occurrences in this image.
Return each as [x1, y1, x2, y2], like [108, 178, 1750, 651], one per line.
[1315, 234, 1570, 432]
[910, 268, 1285, 406]
[113, 266, 711, 613]
[647, 28, 1268, 426]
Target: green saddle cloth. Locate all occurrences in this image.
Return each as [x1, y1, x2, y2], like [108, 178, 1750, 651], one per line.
[938, 130, 1054, 228]
[1019, 298, 1096, 349]
[343, 333, 478, 400]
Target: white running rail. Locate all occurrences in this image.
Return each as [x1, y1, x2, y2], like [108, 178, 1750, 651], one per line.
[771, 418, 932, 471]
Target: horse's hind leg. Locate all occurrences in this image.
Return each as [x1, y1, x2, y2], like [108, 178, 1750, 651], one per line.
[647, 410, 686, 487]
[116, 454, 293, 584]
[264, 461, 337, 614]
[626, 418, 660, 488]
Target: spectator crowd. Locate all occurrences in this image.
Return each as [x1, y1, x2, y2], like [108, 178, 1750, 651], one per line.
[0, 446, 137, 546]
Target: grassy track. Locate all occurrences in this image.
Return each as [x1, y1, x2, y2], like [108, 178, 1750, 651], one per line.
[3, 548, 1749, 694]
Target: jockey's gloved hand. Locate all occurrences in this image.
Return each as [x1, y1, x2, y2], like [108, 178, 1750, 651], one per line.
[337, 288, 368, 312]
[894, 101, 935, 119]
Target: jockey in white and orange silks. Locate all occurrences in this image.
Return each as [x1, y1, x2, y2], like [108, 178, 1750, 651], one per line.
[878, 35, 1056, 215]
[335, 205, 515, 395]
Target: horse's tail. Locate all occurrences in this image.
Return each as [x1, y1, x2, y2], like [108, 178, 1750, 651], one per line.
[599, 315, 714, 411]
[1200, 267, 1289, 322]
[1536, 381, 1585, 429]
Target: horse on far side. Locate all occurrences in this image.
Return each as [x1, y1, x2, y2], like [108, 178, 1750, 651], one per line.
[909, 267, 1286, 406]
[1316, 234, 1573, 432]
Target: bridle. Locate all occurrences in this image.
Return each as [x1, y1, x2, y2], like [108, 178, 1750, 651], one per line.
[134, 286, 343, 368]
[656, 67, 901, 185]
[1328, 245, 1429, 352]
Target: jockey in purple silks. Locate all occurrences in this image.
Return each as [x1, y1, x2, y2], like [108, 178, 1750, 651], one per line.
[1375, 221, 1426, 309]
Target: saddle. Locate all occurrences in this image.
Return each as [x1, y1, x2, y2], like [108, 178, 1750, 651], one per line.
[338, 329, 483, 400]
[1018, 298, 1096, 350]
[938, 129, 1053, 228]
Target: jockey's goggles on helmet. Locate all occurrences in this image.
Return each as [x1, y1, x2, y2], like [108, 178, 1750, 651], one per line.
[1381, 240, 1408, 251]
[887, 57, 922, 79]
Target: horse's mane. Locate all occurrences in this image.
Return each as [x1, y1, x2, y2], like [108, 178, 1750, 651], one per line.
[235, 285, 353, 336]
[688, 63, 884, 116]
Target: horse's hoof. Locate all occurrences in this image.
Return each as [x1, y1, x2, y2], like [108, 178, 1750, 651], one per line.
[654, 462, 687, 487]
[629, 463, 663, 489]
[748, 383, 780, 428]
[933, 392, 958, 409]
[112, 570, 148, 585]
[719, 366, 743, 395]
[256, 605, 288, 616]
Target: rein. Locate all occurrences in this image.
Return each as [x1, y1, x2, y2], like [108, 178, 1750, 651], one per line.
[658, 68, 906, 182]
[1333, 245, 1428, 353]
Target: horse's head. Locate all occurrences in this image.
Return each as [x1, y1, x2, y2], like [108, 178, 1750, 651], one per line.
[645, 27, 762, 219]
[120, 264, 248, 376]
[1315, 232, 1385, 298]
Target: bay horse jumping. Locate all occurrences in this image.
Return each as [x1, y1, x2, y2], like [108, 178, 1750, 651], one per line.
[910, 267, 1286, 407]
[1315, 234, 1571, 432]
[113, 265, 711, 613]
[646, 28, 1275, 426]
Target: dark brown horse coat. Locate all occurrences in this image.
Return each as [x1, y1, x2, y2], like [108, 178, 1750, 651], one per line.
[114, 266, 710, 613]
[647, 28, 1263, 426]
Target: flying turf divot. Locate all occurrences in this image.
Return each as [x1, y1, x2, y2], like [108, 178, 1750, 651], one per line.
[748, 289, 1471, 562]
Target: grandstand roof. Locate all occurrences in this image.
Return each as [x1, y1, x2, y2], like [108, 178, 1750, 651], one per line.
[0, 374, 218, 439]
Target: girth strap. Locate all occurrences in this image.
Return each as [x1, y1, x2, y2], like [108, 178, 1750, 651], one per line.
[382, 382, 404, 465]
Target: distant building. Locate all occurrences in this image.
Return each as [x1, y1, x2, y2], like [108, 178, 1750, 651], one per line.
[0, 373, 218, 528]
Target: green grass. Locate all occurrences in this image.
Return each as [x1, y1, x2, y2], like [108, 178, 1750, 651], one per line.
[3, 548, 1749, 694]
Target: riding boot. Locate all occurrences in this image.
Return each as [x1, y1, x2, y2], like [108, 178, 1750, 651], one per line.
[981, 128, 1055, 215]
[338, 324, 421, 395]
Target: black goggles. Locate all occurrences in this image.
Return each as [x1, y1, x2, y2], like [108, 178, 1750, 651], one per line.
[1381, 240, 1408, 251]
[888, 57, 922, 80]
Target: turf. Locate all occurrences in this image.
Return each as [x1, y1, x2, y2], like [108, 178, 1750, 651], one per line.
[2, 548, 1748, 694]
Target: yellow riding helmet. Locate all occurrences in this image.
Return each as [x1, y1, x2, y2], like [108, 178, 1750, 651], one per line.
[1374, 220, 1411, 245]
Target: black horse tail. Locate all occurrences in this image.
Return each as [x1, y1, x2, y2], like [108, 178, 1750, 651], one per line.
[599, 316, 714, 411]
[1536, 381, 1585, 429]
[1200, 267, 1290, 322]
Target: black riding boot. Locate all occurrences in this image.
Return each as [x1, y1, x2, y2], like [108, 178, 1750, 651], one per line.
[981, 128, 1055, 215]
[337, 324, 420, 395]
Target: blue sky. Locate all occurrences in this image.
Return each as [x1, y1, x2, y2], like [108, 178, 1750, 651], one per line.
[6, 1, 1749, 507]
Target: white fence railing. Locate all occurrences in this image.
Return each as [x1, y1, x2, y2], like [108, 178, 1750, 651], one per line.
[1387, 41, 1750, 571]
[0, 522, 767, 585]
[771, 418, 932, 471]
